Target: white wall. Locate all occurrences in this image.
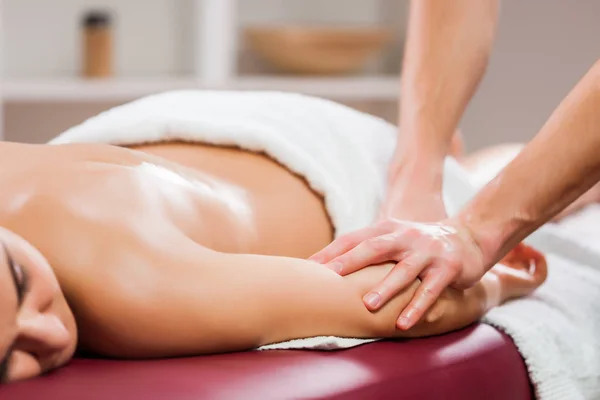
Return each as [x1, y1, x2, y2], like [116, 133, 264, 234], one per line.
[3, 0, 600, 150]
[460, 0, 600, 149]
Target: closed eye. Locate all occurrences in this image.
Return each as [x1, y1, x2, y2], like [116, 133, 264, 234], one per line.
[4, 245, 30, 306]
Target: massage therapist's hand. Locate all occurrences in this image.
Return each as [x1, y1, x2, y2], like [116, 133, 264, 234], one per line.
[309, 218, 487, 330]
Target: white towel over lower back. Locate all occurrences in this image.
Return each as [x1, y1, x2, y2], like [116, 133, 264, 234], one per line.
[50, 90, 600, 399]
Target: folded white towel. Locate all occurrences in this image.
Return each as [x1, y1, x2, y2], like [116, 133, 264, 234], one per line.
[50, 90, 600, 399]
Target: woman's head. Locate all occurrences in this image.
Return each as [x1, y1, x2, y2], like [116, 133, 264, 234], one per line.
[0, 227, 76, 382]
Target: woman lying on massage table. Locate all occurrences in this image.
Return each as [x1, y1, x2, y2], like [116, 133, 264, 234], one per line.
[0, 133, 553, 383]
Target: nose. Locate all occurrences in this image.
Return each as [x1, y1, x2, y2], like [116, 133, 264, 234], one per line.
[17, 312, 71, 356]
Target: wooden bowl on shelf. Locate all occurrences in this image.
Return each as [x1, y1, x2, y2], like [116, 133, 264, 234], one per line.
[245, 26, 393, 75]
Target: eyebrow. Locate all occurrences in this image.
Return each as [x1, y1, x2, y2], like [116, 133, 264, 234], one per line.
[0, 244, 21, 383]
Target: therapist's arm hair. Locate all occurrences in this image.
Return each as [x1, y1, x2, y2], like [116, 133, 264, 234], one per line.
[459, 59, 600, 270]
[77, 241, 502, 359]
[393, 0, 499, 176]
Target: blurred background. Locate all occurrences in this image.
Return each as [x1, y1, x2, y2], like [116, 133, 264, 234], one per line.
[0, 0, 598, 150]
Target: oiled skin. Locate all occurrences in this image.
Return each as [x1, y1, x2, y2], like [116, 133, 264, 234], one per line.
[0, 141, 544, 364]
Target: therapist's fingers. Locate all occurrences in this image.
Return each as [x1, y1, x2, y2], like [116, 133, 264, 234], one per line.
[362, 251, 433, 311]
[396, 268, 455, 330]
[309, 223, 390, 264]
[325, 233, 405, 276]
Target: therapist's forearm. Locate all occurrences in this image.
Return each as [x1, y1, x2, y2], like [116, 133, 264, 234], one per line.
[458, 60, 600, 268]
[394, 0, 499, 176]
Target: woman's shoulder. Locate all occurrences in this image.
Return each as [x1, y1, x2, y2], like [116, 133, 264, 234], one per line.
[65, 232, 223, 358]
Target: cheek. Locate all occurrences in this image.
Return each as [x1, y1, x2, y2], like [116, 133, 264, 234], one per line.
[9, 350, 42, 382]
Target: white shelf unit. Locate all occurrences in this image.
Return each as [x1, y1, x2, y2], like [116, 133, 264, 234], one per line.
[0, 0, 405, 140]
[2, 76, 400, 102]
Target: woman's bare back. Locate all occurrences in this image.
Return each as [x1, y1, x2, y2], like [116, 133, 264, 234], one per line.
[0, 141, 333, 272]
[132, 142, 333, 257]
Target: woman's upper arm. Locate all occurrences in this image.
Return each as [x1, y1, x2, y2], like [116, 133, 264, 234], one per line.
[196, 254, 487, 344]
[77, 242, 485, 359]
[77, 243, 380, 358]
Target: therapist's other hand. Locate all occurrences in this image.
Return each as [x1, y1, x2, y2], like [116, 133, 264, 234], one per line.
[379, 181, 447, 223]
[309, 218, 486, 330]
[381, 153, 447, 223]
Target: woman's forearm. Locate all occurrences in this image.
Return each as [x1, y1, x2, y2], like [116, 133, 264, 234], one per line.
[458, 60, 600, 268]
[395, 0, 499, 174]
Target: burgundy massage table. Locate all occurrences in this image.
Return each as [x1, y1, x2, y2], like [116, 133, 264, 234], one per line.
[0, 324, 531, 400]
